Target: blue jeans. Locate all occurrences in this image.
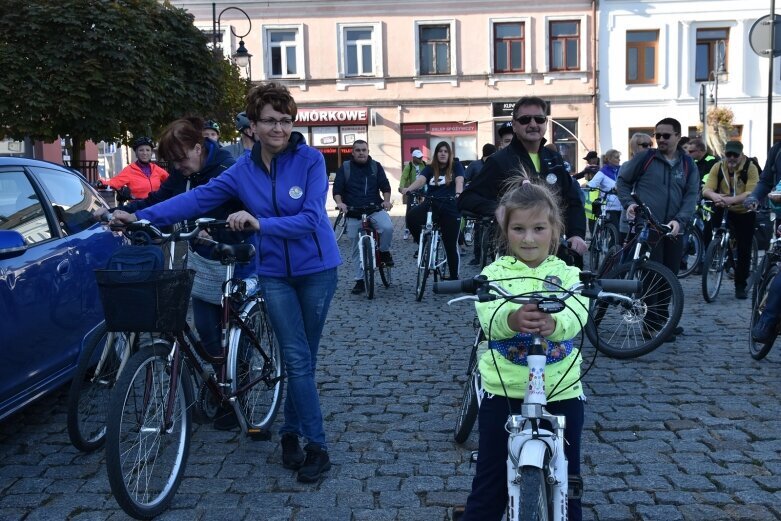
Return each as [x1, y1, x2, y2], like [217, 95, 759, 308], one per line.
[258, 268, 338, 448]
[192, 297, 221, 357]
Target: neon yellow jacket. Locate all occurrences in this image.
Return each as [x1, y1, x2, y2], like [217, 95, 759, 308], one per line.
[476, 255, 588, 402]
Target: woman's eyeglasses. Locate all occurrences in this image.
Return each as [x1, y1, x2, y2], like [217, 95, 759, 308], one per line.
[258, 118, 295, 129]
[514, 115, 547, 125]
[654, 132, 675, 140]
[638, 142, 652, 148]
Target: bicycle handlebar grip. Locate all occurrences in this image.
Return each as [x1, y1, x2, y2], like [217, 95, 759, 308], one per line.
[598, 279, 642, 294]
[433, 278, 480, 295]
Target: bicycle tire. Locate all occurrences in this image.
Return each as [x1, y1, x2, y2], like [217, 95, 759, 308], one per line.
[105, 344, 192, 519]
[678, 226, 704, 279]
[333, 212, 346, 241]
[379, 261, 391, 288]
[228, 299, 283, 431]
[479, 225, 493, 270]
[433, 235, 448, 282]
[751, 235, 759, 277]
[589, 222, 619, 273]
[67, 324, 133, 452]
[416, 234, 432, 302]
[702, 238, 726, 302]
[360, 234, 375, 299]
[453, 327, 484, 444]
[586, 260, 684, 358]
[749, 260, 778, 360]
[516, 466, 551, 521]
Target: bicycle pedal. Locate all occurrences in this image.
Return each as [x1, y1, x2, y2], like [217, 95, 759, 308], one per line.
[247, 428, 272, 441]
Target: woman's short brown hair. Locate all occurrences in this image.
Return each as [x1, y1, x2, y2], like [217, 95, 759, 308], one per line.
[245, 82, 297, 122]
[157, 117, 204, 162]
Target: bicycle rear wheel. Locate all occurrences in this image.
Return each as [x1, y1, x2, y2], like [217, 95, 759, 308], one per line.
[105, 344, 192, 519]
[678, 227, 704, 279]
[416, 234, 432, 302]
[67, 323, 134, 452]
[433, 235, 448, 282]
[229, 299, 283, 432]
[586, 260, 683, 358]
[749, 260, 778, 360]
[702, 238, 726, 302]
[333, 212, 346, 240]
[360, 234, 375, 299]
[479, 224, 493, 269]
[588, 222, 619, 273]
[379, 262, 391, 288]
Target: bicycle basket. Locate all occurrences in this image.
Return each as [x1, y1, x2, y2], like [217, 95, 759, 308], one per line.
[95, 269, 195, 332]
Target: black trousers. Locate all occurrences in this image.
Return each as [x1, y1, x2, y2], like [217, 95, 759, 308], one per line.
[407, 200, 460, 278]
[462, 395, 584, 521]
[708, 209, 756, 287]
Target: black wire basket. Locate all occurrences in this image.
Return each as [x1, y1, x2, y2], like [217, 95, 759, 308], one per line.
[95, 269, 195, 332]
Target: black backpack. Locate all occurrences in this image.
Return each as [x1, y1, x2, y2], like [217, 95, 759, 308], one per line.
[715, 157, 761, 193]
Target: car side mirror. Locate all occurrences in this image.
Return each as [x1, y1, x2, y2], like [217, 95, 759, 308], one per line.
[0, 230, 27, 260]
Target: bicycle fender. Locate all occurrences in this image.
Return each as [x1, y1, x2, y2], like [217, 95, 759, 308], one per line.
[518, 438, 549, 469]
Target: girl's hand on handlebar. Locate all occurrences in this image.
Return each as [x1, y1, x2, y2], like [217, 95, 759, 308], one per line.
[508, 303, 556, 337]
[110, 210, 137, 226]
[227, 211, 259, 231]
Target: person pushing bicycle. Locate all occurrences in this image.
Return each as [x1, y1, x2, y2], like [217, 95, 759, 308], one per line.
[459, 177, 588, 521]
[332, 139, 395, 295]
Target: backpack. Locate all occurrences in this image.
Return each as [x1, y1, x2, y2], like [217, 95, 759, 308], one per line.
[715, 157, 760, 194]
[343, 159, 377, 183]
[632, 148, 692, 185]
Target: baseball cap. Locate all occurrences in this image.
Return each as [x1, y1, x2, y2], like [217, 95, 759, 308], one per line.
[724, 141, 743, 155]
[411, 149, 423, 158]
[583, 151, 599, 161]
[498, 121, 514, 136]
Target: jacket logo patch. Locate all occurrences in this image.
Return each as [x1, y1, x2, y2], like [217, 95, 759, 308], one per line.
[546, 173, 557, 185]
[289, 186, 303, 199]
[543, 275, 563, 291]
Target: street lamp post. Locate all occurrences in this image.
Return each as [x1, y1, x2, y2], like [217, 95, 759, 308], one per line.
[212, 3, 253, 78]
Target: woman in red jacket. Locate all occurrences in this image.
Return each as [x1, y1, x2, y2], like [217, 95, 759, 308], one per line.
[99, 136, 169, 199]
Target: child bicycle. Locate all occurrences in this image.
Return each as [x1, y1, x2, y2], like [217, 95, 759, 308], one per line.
[349, 203, 392, 299]
[100, 218, 282, 519]
[585, 192, 684, 358]
[435, 273, 639, 520]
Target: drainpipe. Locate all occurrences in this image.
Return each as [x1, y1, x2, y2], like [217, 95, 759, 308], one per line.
[592, 0, 599, 153]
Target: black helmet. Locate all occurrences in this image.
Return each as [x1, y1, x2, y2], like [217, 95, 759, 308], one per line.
[204, 120, 220, 135]
[235, 112, 251, 132]
[131, 136, 154, 150]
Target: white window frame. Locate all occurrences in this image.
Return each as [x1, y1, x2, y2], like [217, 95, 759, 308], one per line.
[488, 17, 533, 86]
[542, 14, 589, 84]
[336, 22, 386, 90]
[262, 24, 305, 80]
[414, 19, 458, 87]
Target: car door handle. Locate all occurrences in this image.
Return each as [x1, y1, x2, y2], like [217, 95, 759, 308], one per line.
[56, 259, 70, 275]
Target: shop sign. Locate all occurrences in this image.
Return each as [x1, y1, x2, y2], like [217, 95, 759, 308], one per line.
[402, 123, 428, 134]
[340, 126, 367, 146]
[429, 122, 476, 134]
[312, 126, 339, 146]
[492, 102, 516, 117]
[297, 107, 368, 126]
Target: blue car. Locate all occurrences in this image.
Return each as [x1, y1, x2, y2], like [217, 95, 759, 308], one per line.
[0, 157, 125, 420]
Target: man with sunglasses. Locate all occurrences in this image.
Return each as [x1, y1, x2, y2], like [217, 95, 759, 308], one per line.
[701, 140, 759, 299]
[684, 138, 718, 184]
[458, 96, 587, 265]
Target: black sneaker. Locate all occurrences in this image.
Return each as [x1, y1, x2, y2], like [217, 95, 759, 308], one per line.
[735, 285, 748, 300]
[281, 433, 305, 470]
[351, 280, 365, 294]
[468, 257, 481, 266]
[213, 406, 239, 431]
[297, 443, 331, 483]
[379, 251, 395, 267]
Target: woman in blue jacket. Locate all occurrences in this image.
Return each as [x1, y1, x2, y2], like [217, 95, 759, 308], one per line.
[113, 83, 341, 484]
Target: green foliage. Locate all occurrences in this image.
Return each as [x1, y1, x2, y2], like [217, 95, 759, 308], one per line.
[0, 0, 247, 160]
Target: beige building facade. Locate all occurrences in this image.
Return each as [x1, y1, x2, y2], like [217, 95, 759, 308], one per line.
[177, 0, 598, 182]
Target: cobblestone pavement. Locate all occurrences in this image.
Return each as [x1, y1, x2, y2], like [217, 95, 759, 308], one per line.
[1, 210, 781, 520]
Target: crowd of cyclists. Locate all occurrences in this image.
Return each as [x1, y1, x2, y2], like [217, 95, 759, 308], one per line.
[97, 86, 781, 518]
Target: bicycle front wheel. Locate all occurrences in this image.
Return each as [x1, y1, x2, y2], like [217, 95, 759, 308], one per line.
[702, 238, 726, 302]
[515, 466, 551, 521]
[589, 222, 619, 273]
[67, 324, 134, 452]
[105, 344, 192, 519]
[416, 234, 432, 302]
[360, 234, 375, 299]
[678, 227, 704, 279]
[749, 260, 778, 360]
[229, 299, 283, 431]
[586, 260, 684, 358]
[453, 327, 484, 444]
[333, 211, 346, 240]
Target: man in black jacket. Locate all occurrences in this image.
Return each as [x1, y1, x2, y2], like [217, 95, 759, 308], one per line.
[458, 96, 588, 262]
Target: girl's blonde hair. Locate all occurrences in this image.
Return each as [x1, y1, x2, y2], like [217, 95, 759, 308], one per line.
[496, 175, 564, 256]
[431, 141, 454, 186]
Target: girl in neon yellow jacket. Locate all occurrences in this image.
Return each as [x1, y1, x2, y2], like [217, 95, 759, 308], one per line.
[460, 178, 588, 521]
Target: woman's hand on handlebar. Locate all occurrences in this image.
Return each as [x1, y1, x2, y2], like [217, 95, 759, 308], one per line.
[508, 303, 556, 336]
[226, 210, 259, 231]
[110, 210, 137, 226]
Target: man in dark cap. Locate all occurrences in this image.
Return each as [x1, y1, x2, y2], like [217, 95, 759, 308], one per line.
[574, 150, 600, 181]
[497, 121, 514, 150]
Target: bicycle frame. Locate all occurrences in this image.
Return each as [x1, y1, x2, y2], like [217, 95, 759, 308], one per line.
[357, 212, 378, 273]
[417, 209, 446, 274]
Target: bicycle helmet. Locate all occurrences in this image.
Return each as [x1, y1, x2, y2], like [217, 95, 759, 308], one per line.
[131, 136, 154, 150]
[204, 120, 221, 135]
[235, 112, 251, 132]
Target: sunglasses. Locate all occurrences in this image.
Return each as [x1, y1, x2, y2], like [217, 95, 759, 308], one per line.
[515, 115, 547, 125]
[638, 142, 652, 148]
[654, 132, 676, 140]
[725, 152, 740, 159]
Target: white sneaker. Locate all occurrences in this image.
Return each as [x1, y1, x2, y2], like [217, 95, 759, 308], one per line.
[403, 229, 410, 240]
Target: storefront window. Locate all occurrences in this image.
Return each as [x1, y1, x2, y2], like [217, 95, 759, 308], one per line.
[551, 118, 578, 172]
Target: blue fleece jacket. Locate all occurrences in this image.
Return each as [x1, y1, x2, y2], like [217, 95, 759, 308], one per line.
[136, 132, 341, 278]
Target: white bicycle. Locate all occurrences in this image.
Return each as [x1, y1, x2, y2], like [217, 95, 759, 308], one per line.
[435, 273, 639, 520]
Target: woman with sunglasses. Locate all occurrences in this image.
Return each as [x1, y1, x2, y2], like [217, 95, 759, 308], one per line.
[628, 132, 654, 159]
